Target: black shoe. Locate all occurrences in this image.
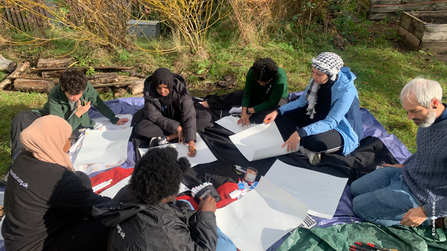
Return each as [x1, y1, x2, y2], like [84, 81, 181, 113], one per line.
[149, 136, 169, 147]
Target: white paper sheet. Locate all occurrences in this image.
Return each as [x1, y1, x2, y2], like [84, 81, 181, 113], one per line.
[99, 176, 190, 198]
[215, 176, 308, 251]
[264, 159, 348, 219]
[72, 127, 132, 166]
[215, 116, 260, 134]
[138, 133, 217, 167]
[229, 121, 298, 161]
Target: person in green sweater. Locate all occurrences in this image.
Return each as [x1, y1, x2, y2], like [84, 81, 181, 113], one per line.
[238, 57, 288, 125]
[9, 69, 128, 165]
[201, 58, 288, 125]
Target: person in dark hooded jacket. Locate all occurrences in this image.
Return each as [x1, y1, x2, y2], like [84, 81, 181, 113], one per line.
[132, 68, 212, 156]
[93, 147, 237, 251]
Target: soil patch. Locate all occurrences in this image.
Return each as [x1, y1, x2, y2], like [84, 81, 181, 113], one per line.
[418, 16, 447, 24]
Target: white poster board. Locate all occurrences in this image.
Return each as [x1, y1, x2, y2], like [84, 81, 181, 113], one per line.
[99, 176, 189, 199]
[138, 134, 216, 167]
[215, 176, 308, 251]
[265, 159, 348, 219]
[215, 116, 260, 134]
[229, 121, 298, 161]
[72, 127, 132, 167]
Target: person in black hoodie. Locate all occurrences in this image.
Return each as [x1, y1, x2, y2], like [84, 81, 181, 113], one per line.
[93, 147, 237, 251]
[132, 68, 212, 157]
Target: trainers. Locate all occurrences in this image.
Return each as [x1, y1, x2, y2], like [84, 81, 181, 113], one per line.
[149, 136, 169, 147]
[300, 147, 321, 165]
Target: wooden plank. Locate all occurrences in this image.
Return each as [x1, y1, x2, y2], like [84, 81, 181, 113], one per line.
[399, 12, 426, 40]
[420, 41, 447, 53]
[17, 6, 29, 32]
[371, 0, 447, 5]
[9, 6, 21, 30]
[35, 66, 133, 71]
[371, 2, 447, 12]
[423, 24, 447, 41]
[13, 6, 26, 31]
[410, 10, 447, 17]
[398, 26, 421, 50]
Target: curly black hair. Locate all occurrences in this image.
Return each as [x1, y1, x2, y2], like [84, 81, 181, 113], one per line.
[251, 58, 279, 83]
[60, 69, 88, 95]
[129, 147, 191, 205]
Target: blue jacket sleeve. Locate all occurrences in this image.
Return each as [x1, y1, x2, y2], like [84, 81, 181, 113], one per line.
[277, 82, 311, 115]
[302, 85, 356, 136]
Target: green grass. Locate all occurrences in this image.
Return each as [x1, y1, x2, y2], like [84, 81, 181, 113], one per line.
[1, 16, 447, 176]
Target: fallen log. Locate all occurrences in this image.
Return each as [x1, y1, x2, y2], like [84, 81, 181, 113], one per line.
[35, 66, 132, 71]
[14, 78, 55, 93]
[37, 58, 73, 68]
[88, 73, 118, 84]
[91, 79, 143, 88]
[42, 70, 63, 78]
[112, 86, 128, 98]
[0, 61, 29, 90]
[0, 54, 17, 72]
[121, 70, 146, 78]
[127, 81, 144, 95]
[94, 87, 112, 93]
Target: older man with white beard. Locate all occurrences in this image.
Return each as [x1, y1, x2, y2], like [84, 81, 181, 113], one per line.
[350, 77, 447, 228]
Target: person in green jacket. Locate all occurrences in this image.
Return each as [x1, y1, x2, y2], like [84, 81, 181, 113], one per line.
[238, 57, 288, 126]
[8, 69, 128, 165]
[201, 58, 288, 125]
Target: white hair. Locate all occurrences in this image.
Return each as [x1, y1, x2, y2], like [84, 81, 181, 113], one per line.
[400, 77, 443, 108]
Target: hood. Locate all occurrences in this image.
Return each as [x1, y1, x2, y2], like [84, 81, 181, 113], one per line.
[143, 73, 188, 100]
[93, 186, 147, 227]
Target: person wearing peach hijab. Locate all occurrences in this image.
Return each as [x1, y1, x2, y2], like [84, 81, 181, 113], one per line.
[2, 115, 111, 251]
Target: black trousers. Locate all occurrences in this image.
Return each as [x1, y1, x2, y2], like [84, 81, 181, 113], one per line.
[133, 109, 212, 141]
[205, 90, 287, 124]
[44, 172, 109, 251]
[10, 110, 42, 157]
[276, 109, 344, 154]
[10, 111, 84, 158]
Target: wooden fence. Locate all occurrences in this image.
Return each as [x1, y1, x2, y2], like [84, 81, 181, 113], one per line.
[0, 0, 156, 32]
[0, 1, 50, 32]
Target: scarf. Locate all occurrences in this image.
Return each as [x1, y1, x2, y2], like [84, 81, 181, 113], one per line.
[20, 115, 74, 171]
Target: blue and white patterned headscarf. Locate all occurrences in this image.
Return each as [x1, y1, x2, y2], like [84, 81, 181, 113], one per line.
[312, 52, 344, 81]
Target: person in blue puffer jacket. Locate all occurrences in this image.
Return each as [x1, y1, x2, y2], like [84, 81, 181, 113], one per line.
[264, 52, 362, 165]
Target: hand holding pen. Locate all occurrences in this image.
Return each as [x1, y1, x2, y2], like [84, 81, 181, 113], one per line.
[187, 143, 197, 157]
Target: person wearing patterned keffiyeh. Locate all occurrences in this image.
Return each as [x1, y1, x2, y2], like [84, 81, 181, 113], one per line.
[264, 52, 363, 165]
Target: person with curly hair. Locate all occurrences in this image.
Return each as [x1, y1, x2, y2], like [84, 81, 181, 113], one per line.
[94, 147, 237, 251]
[8, 69, 128, 171]
[201, 58, 288, 125]
[2, 115, 111, 251]
[264, 52, 362, 165]
[132, 68, 212, 157]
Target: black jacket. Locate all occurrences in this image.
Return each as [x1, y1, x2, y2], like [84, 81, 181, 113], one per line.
[142, 73, 197, 142]
[93, 186, 218, 251]
[2, 151, 111, 251]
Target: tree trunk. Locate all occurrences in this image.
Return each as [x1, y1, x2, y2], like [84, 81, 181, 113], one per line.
[91, 79, 144, 88]
[35, 66, 132, 71]
[0, 54, 16, 73]
[13, 78, 55, 93]
[0, 61, 29, 90]
[37, 58, 73, 68]
[121, 70, 146, 78]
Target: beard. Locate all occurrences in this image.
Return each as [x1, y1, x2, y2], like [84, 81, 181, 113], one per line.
[413, 108, 437, 127]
